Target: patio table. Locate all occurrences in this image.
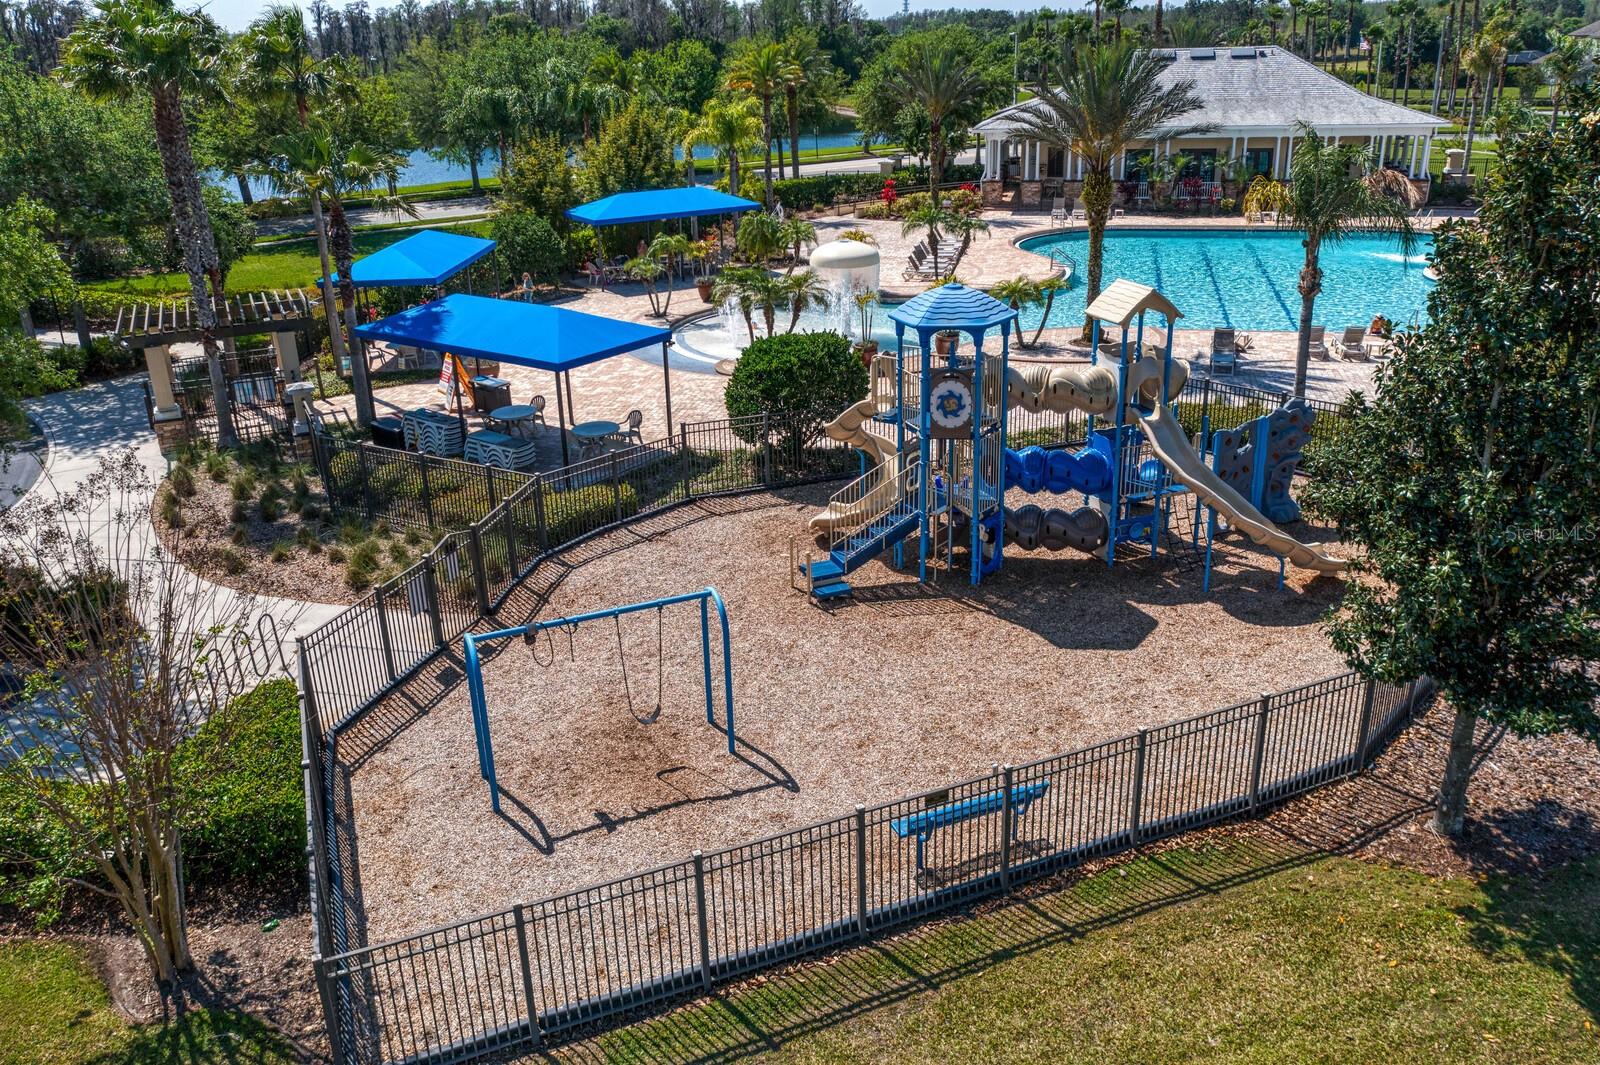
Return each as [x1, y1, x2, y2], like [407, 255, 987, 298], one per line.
[491, 403, 538, 437]
[571, 419, 620, 441]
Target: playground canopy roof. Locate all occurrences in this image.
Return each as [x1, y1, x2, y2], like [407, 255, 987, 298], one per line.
[566, 186, 761, 228]
[333, 229, 497, 288]
[354, 293, 670, 372]
[1085, 279, 1183, 329]
[888, 283, 1017, 336]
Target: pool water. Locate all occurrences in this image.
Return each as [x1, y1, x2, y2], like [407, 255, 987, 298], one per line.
[1017, 228, 1434, 333]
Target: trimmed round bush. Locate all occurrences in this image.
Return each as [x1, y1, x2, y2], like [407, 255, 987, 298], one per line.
[723, 331, 868, 448]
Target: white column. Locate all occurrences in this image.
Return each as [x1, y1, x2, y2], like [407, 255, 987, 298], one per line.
[271, 330, 301, 382]
[1029, 141, 1040, 181]
[1421, 135, 1433, 177]
[1275, 135, 1285, 177]
[1283, 136, 1294, 177]
[143, 344, 180, 421]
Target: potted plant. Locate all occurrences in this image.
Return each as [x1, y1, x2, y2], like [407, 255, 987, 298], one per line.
[691, 238, 717, 303]
[853, 290, 880, 366]
[934, 328, 959, 356]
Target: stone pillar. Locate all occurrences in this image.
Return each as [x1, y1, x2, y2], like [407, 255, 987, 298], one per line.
[272, 329, 302, 382]
[1020, 178, 1042, 209]
[143, 344, 181, 422]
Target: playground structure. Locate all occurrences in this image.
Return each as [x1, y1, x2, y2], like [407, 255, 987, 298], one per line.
[795, 280, 1347, 600]
[462, 587, 736, 812]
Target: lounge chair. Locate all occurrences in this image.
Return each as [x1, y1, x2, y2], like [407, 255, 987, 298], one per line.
[1338, 326, 1370, 361]
[1049, 196, 1067, 224]
[1308, 326, 1329, 360]
[1207, 328, 1238, 376]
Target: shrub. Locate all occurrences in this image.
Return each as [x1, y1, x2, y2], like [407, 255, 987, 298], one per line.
[723, 331, 867, 448]
[159, 487, 182, 528]
[541, 481, 641, 545]
[344, 539, 382, 590]
[300, 502, 320, 521]
[216, 547, 247, 575]
[230, 500, 248, 524]
[326, 545, 346, 564]
[258, 484, 282, 523]
[269, 540, 293, 563]
[229, 472, 256, 502]
[491, 208, 567, 290]
[168, 464, 196, 499]
[176, 679, 304, 885]
[205, 451, 229, 482]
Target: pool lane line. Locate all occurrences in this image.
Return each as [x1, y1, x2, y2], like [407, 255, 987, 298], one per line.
[1194, 242, 1234, 329]
[1242, 241, 1298, 330]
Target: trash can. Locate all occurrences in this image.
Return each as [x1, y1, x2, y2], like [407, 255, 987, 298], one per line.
[370, 416, 405, 450]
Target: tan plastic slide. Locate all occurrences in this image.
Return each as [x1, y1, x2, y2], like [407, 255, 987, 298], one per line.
[1135, 403, 1349, 574]
[808, 399, 910, 534]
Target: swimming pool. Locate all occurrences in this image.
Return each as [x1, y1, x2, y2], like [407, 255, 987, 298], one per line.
[1017, 228, 1434, 333]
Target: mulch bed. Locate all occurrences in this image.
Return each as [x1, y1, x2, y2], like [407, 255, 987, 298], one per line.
[343, 485, 1358, 941]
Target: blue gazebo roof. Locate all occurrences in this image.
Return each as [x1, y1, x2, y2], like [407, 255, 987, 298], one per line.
[888, 284, 1018, 335]
[567, 186, 761, 228]
[335, 229, 497, 288]
[353, 293, 670, 372]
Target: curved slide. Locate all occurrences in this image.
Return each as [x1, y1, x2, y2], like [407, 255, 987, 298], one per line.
[1135, 404, 1349, 574]
[808, 400, 909, 534]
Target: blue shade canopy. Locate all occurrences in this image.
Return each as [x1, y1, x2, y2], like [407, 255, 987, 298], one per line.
[334, 229, 496, 288]
[889, 283, 1018, 334]
[567, 186, 761, 227]
[354, 294, 671, 372]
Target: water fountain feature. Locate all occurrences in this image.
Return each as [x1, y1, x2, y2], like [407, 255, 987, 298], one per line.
[672, 239, 887, 372]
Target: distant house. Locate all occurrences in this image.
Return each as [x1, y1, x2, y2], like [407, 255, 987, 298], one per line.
[1572, 19, 1600, 40]
[974, 46, 1445, 207]
[1506, 49, 1548, 67]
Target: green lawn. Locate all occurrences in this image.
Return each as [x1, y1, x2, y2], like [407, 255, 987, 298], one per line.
[0, 940, 297, 1064]
[582, 845, 1600, 1063]
[85, 220, 494, 298]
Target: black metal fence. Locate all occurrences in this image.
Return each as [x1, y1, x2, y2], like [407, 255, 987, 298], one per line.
[298, 413, 857, 737]
[306, 669, 1425, 1064]
[294, 398, 1373, 1064]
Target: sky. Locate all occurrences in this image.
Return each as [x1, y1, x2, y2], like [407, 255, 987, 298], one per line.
[196, 0, 1068, 33]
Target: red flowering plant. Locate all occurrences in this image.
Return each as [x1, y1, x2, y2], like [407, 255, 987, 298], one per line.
[880, 178, 898, 203]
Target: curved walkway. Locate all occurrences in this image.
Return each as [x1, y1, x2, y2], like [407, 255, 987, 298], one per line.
[19, 375, 343, 666]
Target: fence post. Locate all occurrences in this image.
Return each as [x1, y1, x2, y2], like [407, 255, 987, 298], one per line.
[356, 444, 375, 522]
[760, 411, 772, 485]
[679, 424, 691, 501]
[610, 452, 622, 524]
[1248, 693, 1271, 815]
[312, 958, 347, 1065]
[418, 453, 435, 527]
[854, 804, 868, 941]
[485, 463, 499, 509]
[468, 527, 491, 617]
[999, 764, 1015, 891]
[372, 581, 398, 684]
[422, 556, 447, 650]
[503, 505, 519, 577]
[692, 851, 713, 992]
[532, 474, 549, 553]
[1353, 676, 1377, 775]
[512, 904, 543, 1048]
[1129, 729, 1148, 846]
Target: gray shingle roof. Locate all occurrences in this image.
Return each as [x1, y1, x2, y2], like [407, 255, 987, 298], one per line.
[1573, 19, 1600, 40]
[977, 46, 1444, 135]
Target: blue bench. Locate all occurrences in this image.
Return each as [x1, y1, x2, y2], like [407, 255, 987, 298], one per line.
[891, 780, 1050, 873]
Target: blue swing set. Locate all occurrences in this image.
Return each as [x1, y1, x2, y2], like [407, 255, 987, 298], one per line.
[462, 587, 737, 813]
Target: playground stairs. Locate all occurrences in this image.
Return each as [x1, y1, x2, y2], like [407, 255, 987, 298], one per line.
[799, 462, 922, 602]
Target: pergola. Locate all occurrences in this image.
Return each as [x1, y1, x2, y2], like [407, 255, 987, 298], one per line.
[113, 289, 315, 424]
[355, 293, 673, 467]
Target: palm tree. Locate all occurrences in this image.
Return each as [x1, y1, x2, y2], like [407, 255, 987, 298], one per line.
[988, 276, 1041, 346]
[1012, 40, 1213, 337]
[243, 4, 331, 126]
[624, 257, 668, 317]
[781, 34, 831, 180]
[941, 211, 991, 262]
[777, 217, 817, 273]
[1461, 31, 1506, 175]
[1542, 36, 1591, 132]
[683, 96, 762, 195]
[257, 127, 412, 426]
[1104, 0, 1130, 39]
[726, 42, 799, 206]
[779, 270, 828, 333]
[1028, 277, 1069, 346]
[891, 37, 988, 204]
[1242, 126, 1417, 398]
[900, 201, 955, 276]
[637, 232, 694, 316]
[62, 0, 236, 448]
[710, 266, 763, 343]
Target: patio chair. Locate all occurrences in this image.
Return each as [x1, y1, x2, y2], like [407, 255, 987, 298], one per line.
[1338, 326, 1370, 361]
[1134, 182, 1152, 209]
[1049, 196, 1067, 224]
[1207, 328, 1238, 376]
[614, 409, 644, 446]
[1308, 326, 1330, 360]
[1245, 210, 1264, 224]
[530, 394, 546, 424]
